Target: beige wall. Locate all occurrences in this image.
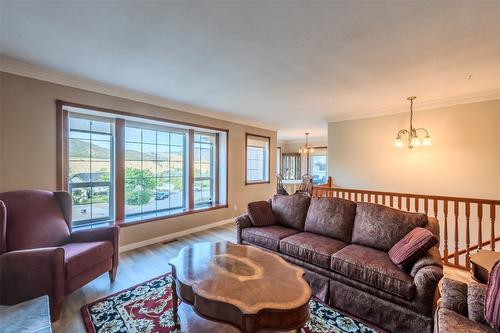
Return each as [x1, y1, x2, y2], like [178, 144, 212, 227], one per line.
[328, 99, 500, 200]
[0, 72, 277, 245]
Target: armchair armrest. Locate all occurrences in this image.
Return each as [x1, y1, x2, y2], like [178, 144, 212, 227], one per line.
[467, 282, 487, 323]
[0, 248, 64, 308]
[235, 214, 252, 244]
[71, 225, 120, 269]
[440, 277, 468, 316]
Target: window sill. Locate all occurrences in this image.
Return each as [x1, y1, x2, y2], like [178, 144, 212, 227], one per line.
[245, 180, 270, 185]
[115, 204, 228, 227]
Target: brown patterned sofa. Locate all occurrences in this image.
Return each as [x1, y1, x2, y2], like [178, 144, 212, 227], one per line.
[435, 278, 498, 333]
[235, 195, 443, 333]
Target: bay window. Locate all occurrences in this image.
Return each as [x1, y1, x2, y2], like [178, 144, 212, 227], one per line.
[57, 101, 228, 227]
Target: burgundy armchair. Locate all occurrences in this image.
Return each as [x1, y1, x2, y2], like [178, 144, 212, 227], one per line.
[0, 190, 119, 321]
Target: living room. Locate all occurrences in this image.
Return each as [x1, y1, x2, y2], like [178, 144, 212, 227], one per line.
[0, 1, 499, 333]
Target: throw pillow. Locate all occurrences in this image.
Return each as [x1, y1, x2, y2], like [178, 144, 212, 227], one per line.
[247, 201, 276, 227]
[388, 227, 438, 269]
[485, 260, 500, 329]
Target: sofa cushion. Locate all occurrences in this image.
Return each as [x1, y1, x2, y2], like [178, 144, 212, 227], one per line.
[351, 203, 428, 251]
[247, 201, 276, 227]
[436, 307, 497, 333]
[304, 197, 357, 243]
[62, 241, 113, 279]
[485, 261, 500, 329]
[331, 244, 415, 301]
[388, 227, 438, 269]
[272, 194, 311, 230]
[241, 225, 299, 251]
[280, 232, 347, 269]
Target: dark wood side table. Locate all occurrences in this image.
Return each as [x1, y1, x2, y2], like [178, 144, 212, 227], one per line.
[169, 241, 311, 332]
[469, 250, 500, 284]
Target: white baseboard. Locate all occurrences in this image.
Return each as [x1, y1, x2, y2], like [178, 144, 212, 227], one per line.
[119, 218, 233, 253]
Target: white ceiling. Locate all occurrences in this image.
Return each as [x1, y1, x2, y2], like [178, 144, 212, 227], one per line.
[1, 1, 500, 141]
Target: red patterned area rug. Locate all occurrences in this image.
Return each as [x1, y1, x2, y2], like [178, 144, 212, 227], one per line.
[82, 274, 384, 333]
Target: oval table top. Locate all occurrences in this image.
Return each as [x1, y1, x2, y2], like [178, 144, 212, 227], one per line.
[169, 241, 311, 332]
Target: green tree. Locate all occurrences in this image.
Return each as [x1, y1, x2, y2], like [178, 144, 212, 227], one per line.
[125, 168, 156, 206]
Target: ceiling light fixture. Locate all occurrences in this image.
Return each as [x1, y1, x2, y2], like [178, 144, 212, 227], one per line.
[393, 97, 432, 149]
[298, 132, 314, 154]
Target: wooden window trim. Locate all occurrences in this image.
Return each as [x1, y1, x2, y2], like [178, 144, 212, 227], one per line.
[245, 132, 271, 185]
[56, 100, 229, 227]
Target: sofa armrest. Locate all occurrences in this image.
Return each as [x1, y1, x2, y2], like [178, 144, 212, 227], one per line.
[235, 214, 252, 244]
[440, 277, 468, 316]
[410, 246, 443, 277]
[467, 282, 487, 323]
[0, 248, 65, 308]
[71, 225, 120, 268]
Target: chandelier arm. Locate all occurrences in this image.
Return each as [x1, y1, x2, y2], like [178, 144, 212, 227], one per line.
[397, 129, 410, 139]
[414, 128, 429, 136]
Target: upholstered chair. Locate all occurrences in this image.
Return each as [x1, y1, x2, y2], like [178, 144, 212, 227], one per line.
[435, 278, 498, 333]
[0, 190, 119, 321]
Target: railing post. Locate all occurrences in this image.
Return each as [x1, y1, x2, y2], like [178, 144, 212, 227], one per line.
[454, 201, 460, 266]
[491, 204, 496, 251]
[443, 200, 449, 265]
[478, 203, 483, 250]
[465, 202, 471, 270]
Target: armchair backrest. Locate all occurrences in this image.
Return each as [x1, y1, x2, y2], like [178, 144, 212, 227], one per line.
[0, 190, 72, 252]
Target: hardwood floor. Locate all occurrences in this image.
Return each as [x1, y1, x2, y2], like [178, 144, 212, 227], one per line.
[52, 222, 473, 333]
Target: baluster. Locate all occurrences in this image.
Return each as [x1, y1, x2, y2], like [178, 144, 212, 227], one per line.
[443, 200, 449, 264]
[415, 197, 419, 213]
[465, 202, 471, 270]
[375, 194, 379, 204]
[424, 198, 428, 215]
[382, 195, 386, 206]
[433, 199, 438, 218]
[368, 194, 372, 203]
[390, 195, 394, 208]
[478, 203, 483, 249]
[454, 201, 459, 267]
[406, 196, 411, 211]
[398, 196, 402, 210]
[491, 204, 496, 251]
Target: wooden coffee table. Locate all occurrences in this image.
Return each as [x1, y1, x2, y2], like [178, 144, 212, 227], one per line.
[169, 242, 311, 332]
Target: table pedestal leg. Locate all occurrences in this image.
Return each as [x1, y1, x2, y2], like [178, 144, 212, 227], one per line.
[171, 278, 178, 323]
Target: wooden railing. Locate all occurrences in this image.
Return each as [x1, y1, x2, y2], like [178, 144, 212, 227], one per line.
[311, 184, 500, 270]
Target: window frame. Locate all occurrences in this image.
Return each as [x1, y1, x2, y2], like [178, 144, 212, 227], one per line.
[309, 146, 328, 185]
[245, 133, 271, 185]
[56, 100, 229, 228]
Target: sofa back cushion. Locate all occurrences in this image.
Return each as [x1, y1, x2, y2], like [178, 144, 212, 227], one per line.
[247, 201, 276, 227]
[0, 190, 71, 251]
[351, 202, 428, 252]
[272, 194, 311, 230]
[304, 197, 357, 243]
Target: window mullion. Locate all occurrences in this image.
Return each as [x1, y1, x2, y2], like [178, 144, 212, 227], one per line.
[188, 129, 195, 210]
[115, 119, 126, 222]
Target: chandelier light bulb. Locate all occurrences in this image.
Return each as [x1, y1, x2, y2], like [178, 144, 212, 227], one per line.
[393, 138, 405, 148]
[411, 136, 421, 148]
[422, 136, 432, 146]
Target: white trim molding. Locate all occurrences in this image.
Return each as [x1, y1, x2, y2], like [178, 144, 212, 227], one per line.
[0, 57, 278, 132]
[119, 218, 233, 253]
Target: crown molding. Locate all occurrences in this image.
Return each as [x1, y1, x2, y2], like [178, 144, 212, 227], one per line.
[327, 90, 500, 123]
[0, 57, 278, 132]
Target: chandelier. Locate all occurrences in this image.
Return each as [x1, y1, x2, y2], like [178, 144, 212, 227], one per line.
[393, 97, 432, 149]
[298, 133, 314, 154]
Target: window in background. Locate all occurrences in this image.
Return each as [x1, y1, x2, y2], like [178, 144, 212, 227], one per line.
[193, 132, 216, 207]
[124, 124, 187, 219]
[310, 148, 328, 184]
[282, 153, 301, 180]
[68, 114, 114, 226]
[246, 134, 270, 184]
